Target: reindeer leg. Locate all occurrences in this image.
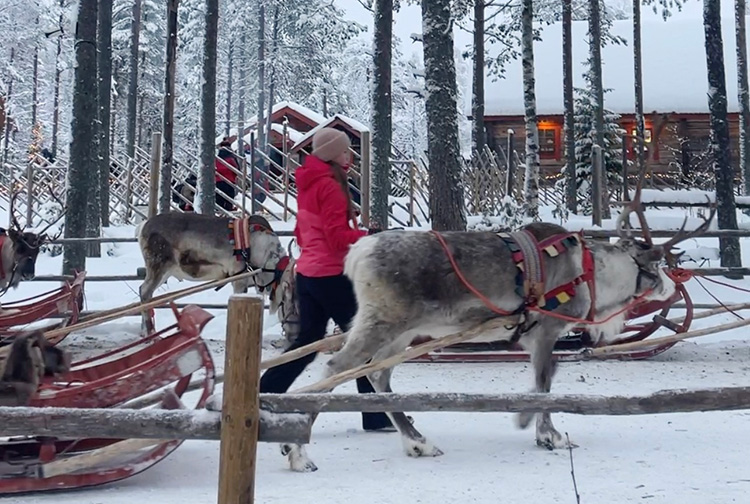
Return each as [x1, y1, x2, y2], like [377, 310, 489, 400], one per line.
[281, 319, 406, 472]
[139, 267, 169, 336]
[516, 321, 574, 450]
[366, 359, 443, 458]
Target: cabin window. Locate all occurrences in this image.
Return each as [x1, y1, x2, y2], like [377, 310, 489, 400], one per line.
[538, 128, 558, 159]
[627, 127, 658, 161]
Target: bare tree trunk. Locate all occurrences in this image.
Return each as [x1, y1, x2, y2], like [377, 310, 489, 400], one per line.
[110, 60, 119, 156]
[84, 0, 102, 258]
[63, 0, 99, 275]
[264, 5, 280, 150]
[160, 0, 179, 214]
[51, 8, 63, 157]
[736, 0, 750, 195]
[2, 48, 15, 168]
[225, 41, 233, 139]
[98, 0, 113, 227]
[126, 0, 142, 164]
[521, 0, 540, 220]
[632, 0, 646, 184]
[198, 0, 219, 215]
[257, 1, 266, 152]
[371, 0, 393, 229]
[31, 17, 40, 137]
[588, 0, 608, 218]
[704, 0, 741, 267]
[563, 0, 576, 213]
[421, 0, 466, 231]
[471, 0, 485, 155]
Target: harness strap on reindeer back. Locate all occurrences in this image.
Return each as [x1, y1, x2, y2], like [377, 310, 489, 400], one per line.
[497, 230, 596, 319]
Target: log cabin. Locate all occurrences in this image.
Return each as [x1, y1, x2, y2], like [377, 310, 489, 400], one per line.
[481, 16, 750, 188]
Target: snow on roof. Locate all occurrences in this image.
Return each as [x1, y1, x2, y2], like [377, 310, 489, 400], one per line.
[270, 123, 304, 144]
[216, 100, 327, 145]
[291, 114, 371, 151]
[484, 16, 750, 117]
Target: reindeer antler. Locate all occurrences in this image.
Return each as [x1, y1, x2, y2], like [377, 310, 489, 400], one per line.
[660, 197, 716, 267]
[7, 191, 24, 232]
[616, 148, 652, 247]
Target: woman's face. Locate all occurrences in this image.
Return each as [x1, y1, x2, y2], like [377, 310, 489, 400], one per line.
[333, 149, 351, 168]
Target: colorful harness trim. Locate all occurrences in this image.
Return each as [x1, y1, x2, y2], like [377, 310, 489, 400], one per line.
[227, 217, 267, 265]
[497, 230, 595, 318]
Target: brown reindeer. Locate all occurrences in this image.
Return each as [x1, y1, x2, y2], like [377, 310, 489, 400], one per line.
[277, 188, 715, 472]
[136, 211, 296, 335]
[0, 330, 71, 406]
[0, 192, 63, 306]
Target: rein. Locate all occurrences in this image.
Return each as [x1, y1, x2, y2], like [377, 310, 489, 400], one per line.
[430, 230, 654, 327]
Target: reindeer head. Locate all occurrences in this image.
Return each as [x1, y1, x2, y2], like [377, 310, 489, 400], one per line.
[1, 191, 64, 288]
[587, 175, 714, 345]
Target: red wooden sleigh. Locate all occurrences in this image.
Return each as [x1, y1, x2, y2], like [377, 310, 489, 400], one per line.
[0, 271, 86, 342]
[0, 304, 216, 494]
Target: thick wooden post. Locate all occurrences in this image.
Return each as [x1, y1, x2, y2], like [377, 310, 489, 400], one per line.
[506, 129, 515, 199]
[148, 132, 161, 218]
[217, 294, 263, 504]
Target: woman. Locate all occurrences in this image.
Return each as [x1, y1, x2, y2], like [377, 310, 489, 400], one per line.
[259, 127, 393, 432]
[215, 143, 238, 211]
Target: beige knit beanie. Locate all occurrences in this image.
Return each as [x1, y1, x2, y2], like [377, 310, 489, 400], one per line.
[312, 128, 351, 162]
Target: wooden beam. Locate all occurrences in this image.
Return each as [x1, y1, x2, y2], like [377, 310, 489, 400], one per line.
[263, 386, 750, 415]
[218, 294, 264, 504]
[0, 406, 310, 443]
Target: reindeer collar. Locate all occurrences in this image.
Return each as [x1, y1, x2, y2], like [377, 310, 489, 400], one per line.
[497, 230, 596, 320]
[228, 217, 275, 267]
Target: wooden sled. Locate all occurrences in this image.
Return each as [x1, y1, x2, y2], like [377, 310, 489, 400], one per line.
[0, 304, 216, 494]
[407, 282, 693, 363]
[0, 271, 86, 342]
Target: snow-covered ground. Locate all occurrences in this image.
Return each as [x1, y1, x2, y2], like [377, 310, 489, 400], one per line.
[2, 205, 750, 503]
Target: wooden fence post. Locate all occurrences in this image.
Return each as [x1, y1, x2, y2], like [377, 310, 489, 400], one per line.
[148, 132, 162, 218]
[621, 136, 629, 202]
[217, 294, 263, 504]
[360, 130, 371, 228]
[591, 144, 603, 227]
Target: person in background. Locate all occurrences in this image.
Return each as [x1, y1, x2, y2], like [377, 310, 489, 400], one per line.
[215, 141, 238, 211]
[258, 127, 393, 432]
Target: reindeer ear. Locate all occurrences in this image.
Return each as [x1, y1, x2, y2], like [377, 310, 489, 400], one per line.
[6, 228, 21, 241]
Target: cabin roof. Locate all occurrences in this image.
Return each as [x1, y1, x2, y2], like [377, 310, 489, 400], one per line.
[291, 114, 370, 152]
[484, 16, 750, 117]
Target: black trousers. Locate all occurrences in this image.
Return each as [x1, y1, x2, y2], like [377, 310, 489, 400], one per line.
[259, 273, 392, 430]
[216, 180, 236, 211]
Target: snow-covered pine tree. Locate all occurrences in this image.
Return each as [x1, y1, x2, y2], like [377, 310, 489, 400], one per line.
[558, 62, 625, 217]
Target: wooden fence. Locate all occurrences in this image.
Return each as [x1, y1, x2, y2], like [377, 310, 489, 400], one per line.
[1, 294, 749, 503]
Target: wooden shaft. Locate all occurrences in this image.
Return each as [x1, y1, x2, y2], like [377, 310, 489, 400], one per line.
[46, 270, 260, 339]
[148, 131, 161, 218]
[259, 386, 750, 415]
[589, 315, 750, 357]
[292, 318, 515, 394]
[218, 295, 263, 504]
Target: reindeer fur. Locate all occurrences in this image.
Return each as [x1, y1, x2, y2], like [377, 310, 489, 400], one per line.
[136, 212, 290, 333]
[279, 222, 677, 472]
[0, 331, 71, 406]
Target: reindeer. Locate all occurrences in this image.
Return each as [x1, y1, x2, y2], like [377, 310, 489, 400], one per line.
[136, 211, 297, 335]
[0, 192, 63, 309]
[275, 192, 715, 472]
[0, 330, 71, 406]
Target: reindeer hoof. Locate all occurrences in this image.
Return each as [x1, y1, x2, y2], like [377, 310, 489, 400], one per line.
[403, 437, 443, 458]
[516, 411, 535, 430]
[282, 444, 318, 473]
[535, 430, 573, 450]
